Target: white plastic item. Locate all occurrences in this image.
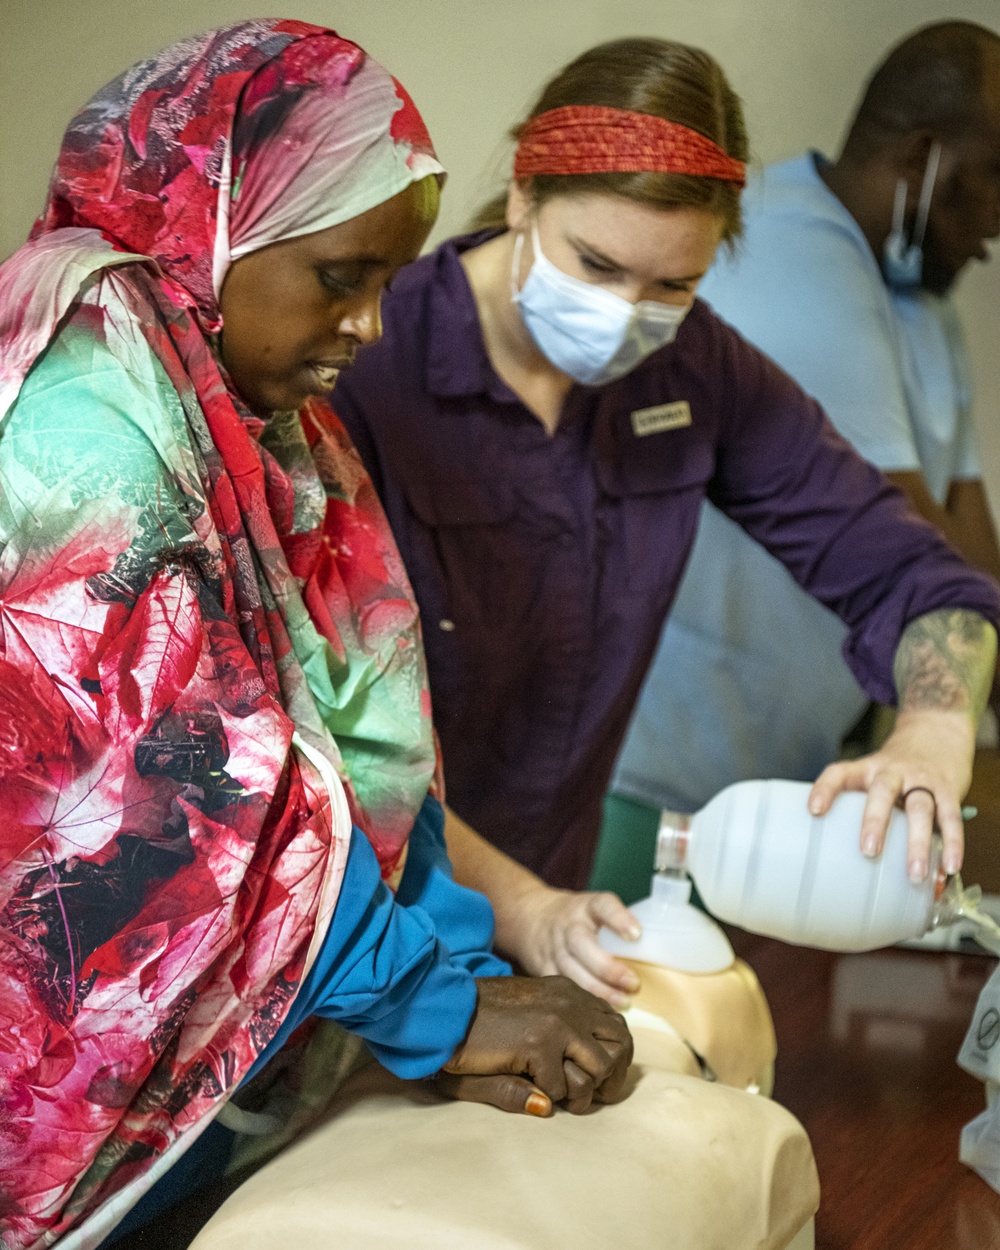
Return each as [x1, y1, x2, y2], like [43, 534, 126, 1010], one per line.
[600, 873, 735, 973]
[600, 778, 1000, 971]
[666, 779, 940, 953]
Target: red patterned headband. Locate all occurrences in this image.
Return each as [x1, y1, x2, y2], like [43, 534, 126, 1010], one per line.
[513, 105, 745, 186]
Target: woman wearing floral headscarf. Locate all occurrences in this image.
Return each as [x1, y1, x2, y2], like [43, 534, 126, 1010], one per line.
[0, 21, 630, 1250]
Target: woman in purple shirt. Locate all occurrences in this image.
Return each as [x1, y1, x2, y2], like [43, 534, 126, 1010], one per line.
[333, 38, 1000, 1007]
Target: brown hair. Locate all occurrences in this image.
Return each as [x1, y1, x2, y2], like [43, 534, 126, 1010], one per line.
[472, 38, 748, 242]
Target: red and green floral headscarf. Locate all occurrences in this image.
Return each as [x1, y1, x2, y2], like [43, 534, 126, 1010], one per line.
[0, 20, 441, 1248]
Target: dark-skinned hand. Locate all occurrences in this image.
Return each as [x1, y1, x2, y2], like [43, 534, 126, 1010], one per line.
[436, 975, 633, 1117]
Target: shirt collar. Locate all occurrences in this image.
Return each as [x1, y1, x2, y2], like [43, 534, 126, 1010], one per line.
[762, 152, 885, 273]
[425, 229, 523, 403]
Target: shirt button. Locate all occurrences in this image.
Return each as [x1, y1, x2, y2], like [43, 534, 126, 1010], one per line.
[439, 619, 456, 632]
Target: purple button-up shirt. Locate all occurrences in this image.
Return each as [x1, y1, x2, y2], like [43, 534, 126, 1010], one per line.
[333, 232, 1000, 889]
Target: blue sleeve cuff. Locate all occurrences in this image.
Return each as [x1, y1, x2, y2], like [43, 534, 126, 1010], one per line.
[395, 796, 512, 980]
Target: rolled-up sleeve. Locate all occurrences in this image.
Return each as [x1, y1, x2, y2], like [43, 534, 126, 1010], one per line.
[709, 335, 1000, 704]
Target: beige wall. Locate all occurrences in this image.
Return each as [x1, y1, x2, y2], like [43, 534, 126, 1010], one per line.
[2, 1, 998, 498]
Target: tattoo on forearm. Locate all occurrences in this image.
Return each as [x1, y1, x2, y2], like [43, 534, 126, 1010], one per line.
[893, 610, 997, 717]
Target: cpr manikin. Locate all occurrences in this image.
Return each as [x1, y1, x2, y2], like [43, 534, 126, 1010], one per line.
[192, 912, 817, 1250]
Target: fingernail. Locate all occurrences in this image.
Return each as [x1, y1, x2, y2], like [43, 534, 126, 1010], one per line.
[809, 798, 822, 815]
[862, 837, 879, 858]
[525, 1093, 550, 1117]
[908, 859, 927, 883]
[616, 997, 634, 1013]
[627, 924, 641, 941]
[944, 853, 961, 875]
[625, 973, 641, 993]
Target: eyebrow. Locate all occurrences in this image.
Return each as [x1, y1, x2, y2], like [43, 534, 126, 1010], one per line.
[568, 233, 707, 285]
[317, 255, 387, 272]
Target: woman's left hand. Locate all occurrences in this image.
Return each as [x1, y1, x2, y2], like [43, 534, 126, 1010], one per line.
[438, 975, 632, 1115]
[807, 706, 976, 882]
[505, 887, 643, 1009]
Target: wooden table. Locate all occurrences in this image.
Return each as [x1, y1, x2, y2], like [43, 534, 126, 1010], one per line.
[728, 930, 1000, 1249]
[963, 748, 1000, 895]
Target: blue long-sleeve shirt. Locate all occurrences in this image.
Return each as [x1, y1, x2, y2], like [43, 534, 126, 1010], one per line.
[246, 793, 510, 1083]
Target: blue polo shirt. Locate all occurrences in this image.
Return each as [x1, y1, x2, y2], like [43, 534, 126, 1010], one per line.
[612, 153, 982, 814]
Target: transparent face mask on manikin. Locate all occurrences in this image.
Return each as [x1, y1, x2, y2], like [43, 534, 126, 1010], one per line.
[511, 222, 689, 385]
[882, 141, 942, 290]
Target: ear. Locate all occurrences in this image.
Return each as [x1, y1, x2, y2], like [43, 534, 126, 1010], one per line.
[506, 181, 532, 231]
[896, 130, 949, 189]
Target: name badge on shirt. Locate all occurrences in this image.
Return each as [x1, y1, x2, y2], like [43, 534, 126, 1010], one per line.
[630, 400, 692, 437]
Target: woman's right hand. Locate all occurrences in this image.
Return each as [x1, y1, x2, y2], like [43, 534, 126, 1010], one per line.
[506, 885, 643, 1008]
[437, 976, 633, 1116]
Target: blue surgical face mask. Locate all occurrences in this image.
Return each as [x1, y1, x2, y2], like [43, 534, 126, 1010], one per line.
[883, 141, 942, 290]
[511, 222, 689, 385]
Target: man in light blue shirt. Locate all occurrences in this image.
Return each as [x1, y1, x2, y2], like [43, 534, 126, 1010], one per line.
[605, 21, 1000, 849]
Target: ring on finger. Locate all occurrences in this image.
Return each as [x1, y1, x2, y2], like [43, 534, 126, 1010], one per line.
[901, 785, 936, 808]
